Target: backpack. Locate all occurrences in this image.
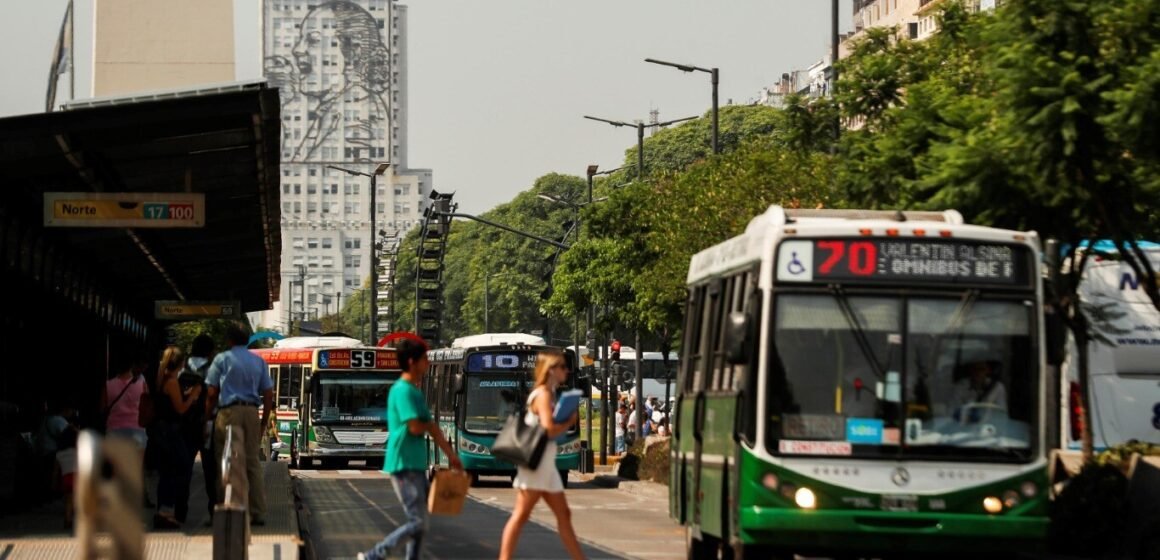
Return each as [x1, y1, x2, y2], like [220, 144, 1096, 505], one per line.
[177, 361, 209, 441]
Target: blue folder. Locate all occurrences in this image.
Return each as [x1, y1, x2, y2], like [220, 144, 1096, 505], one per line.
[553, 389, 584, 423]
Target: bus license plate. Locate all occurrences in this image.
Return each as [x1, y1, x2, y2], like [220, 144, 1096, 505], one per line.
[881, 494, 918, 512]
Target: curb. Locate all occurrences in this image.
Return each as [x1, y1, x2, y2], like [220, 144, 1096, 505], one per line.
[588, 474, 670, 499]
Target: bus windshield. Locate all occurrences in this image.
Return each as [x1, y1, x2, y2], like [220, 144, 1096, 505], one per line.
[312, 372, 394, 423]
[463, 374, 530, 433]
[770, 293, 1036, 461]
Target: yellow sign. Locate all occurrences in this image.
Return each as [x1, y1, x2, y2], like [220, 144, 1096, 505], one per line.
[155, 300, 240, 320]
[44, 192, 205, 228]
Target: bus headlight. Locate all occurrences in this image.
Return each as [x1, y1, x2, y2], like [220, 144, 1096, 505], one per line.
[761, 473, 779, 491]
[1020, 481, 1038, 498]
[794, 487, 817, 509]
[1002, 490, 1020, 509]
[983, 496, 1003, 514]
[458, 438, 490, 455]
[312, 426, 336, 443]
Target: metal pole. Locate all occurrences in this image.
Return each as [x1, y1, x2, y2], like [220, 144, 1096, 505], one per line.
[484, 273, 489, 332]
[634, 330, 643, 440]
[599, 333, 608, 465]
[336, 291, 342, 332]
[711, 67, 720, 154]
[832, 0, 841, 142]
[369, 174, 378, 345]
[637, 123, 645, 180]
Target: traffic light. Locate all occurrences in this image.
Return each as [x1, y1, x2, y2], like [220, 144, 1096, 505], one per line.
[611, 339, 621, 362]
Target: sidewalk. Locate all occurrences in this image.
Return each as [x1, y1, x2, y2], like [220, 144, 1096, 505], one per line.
[0, 457, 300, 559]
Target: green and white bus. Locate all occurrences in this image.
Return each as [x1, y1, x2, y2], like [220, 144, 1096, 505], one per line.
[425, 334, 584, 486]
[289, 346, 403, 469]
[672, 206, 1049, 559]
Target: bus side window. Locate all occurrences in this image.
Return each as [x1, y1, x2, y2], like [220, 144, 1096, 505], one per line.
[684, 284, 710, 393]
[739, 271, 760, 443]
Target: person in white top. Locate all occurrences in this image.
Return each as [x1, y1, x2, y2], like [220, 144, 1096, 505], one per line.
[499, 350, 585, 560]
[614, 402, 627, 454]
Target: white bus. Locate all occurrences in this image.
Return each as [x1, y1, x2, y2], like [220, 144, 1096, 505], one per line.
[1061, 240, 1160, 451]
[672, 206, 1049, 558]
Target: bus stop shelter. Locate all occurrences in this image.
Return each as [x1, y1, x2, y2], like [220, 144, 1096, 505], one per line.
[0, 82, 282, 503]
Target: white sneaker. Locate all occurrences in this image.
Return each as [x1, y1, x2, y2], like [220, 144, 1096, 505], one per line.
[356, 554, 366, 560]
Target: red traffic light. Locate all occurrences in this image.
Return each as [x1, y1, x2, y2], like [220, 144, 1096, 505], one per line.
[611, 339, 621, 352]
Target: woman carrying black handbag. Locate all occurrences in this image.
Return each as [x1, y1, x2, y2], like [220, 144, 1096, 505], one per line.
[498, 350, 585, 560]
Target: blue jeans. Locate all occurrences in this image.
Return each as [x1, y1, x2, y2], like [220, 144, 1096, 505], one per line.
[615, 435, 626, 454]
[365, 470, 429, 560]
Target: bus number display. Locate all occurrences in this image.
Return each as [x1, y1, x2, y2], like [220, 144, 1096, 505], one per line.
[467, 352, 534, 372]
[777, 239, 1029, 286]
[317, 349, 400, 370]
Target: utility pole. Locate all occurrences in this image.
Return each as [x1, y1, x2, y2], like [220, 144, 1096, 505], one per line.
[297, 265, 306, 335]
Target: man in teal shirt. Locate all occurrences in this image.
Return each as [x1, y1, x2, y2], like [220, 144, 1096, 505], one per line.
[360, 337, 460, 560]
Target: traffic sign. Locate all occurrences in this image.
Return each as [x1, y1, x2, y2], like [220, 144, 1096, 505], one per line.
[44, 192, 205, 228]
[154, 300, 240, 321]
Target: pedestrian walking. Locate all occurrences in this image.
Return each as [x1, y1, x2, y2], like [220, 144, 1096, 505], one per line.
[614, 402, 627, 454]
[102, 351, 152, 505]
[206, 323, 273, 526]
[183, 333, 218, 521]
[153, 345, 203, 529]
[359, 336, 461, 560]
[498, 350, 585, 560]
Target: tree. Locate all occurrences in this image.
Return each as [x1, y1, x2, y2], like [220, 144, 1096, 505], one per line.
[836, 0, 1160, 459]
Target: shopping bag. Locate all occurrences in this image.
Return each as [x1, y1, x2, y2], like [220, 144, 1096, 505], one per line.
[491, 413, 547, 469]
[427, 469, 470, 516]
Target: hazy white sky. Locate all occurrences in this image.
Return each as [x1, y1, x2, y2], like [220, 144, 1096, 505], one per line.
[0, 1, 852, 214]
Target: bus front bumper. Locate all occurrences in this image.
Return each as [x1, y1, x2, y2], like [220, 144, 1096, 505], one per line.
[305, 444, 384, 458]
[739, 508, 1046, 555]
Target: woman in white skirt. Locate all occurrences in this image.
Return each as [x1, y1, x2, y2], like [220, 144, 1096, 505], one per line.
[499, 350, 585, 560]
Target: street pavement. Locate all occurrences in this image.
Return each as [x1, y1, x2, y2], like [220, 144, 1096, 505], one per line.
[296, 469, 684, 560]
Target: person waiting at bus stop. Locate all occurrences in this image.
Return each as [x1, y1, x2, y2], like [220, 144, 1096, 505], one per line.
[359, 336, 460, 560]
[206, 323, 273, 526]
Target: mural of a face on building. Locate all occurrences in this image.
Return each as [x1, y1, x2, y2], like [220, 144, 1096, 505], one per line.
[266, 1, 391, 162]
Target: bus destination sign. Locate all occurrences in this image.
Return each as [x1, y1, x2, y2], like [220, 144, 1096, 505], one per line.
[776, 239, 1030, 286]
[467, 352, 536, 373]
[318, 349, 400, 370]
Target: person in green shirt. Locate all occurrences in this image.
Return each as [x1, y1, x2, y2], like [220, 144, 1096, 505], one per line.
[360, 336, 460, 560]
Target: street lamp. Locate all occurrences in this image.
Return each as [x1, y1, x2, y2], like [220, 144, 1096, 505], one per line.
[584, 115, 697, 181]
[644, 57, 720, 154]
[327, 162, 390, 344]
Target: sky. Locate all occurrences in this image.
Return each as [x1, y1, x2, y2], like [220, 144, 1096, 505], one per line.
[0, 1, 852, 215]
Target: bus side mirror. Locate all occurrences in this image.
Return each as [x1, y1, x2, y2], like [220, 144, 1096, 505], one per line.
[726, 311, 751, 365]
[453, 373, 464, 393]
[1045, 305, 1066, 367]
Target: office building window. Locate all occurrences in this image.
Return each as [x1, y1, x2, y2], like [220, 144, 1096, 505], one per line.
[307, 238, 318, 249]
[322, 237, 333, 249]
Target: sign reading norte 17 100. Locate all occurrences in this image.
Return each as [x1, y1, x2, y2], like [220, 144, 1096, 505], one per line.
[43, 192, 205, 228]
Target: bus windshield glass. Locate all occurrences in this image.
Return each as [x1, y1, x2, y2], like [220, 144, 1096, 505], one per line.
[312, 372, 394, 423]
[463, 375, 531, 432]
[770, 293, 1036, 461]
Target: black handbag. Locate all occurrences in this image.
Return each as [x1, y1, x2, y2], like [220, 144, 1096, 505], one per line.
[492, 409, 548, 470]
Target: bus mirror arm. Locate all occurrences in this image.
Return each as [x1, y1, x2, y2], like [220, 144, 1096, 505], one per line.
[725, 312, 751, 365]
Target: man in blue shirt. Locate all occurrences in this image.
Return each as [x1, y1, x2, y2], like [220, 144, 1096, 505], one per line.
[360, 336, 460, 560]
[206, 323, 274, 526]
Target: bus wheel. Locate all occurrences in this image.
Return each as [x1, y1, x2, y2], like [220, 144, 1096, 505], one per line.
[558, 470, 569, 489]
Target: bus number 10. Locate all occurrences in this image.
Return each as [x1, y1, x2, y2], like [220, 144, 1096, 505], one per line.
[481, 354, 521, 369]
[351, 350, 376, 368]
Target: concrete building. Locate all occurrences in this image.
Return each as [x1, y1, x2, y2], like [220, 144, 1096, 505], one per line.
[263, 0, 431, 334]
[44, 0, 431, 335]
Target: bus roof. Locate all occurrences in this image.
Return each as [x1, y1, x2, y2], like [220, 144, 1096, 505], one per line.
[450, 333, 547, 348]
[272, 335, 363, 349]
[687, 204, 1037, 285]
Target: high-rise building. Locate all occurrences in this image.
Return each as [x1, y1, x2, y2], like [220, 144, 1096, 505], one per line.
[262, 0, 431, 334]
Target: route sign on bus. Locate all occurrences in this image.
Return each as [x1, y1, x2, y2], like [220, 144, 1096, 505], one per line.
[317, 348, 400, 370]
[44, 192, 205, 228]
[777, 238, 1031, 286]
[154, 300, 240, 320]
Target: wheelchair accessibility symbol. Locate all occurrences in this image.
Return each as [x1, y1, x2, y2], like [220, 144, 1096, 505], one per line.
[787, 252, 806, 275]
[777, 241, 814, 282]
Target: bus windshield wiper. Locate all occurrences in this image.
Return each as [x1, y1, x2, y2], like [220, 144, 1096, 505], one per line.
[829, 285, 887, 380]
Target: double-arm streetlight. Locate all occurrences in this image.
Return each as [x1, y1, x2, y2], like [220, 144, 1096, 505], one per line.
[644, 57, 720, 154]
[327, 162, 390, 344]
[584, 115, 697, 181]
